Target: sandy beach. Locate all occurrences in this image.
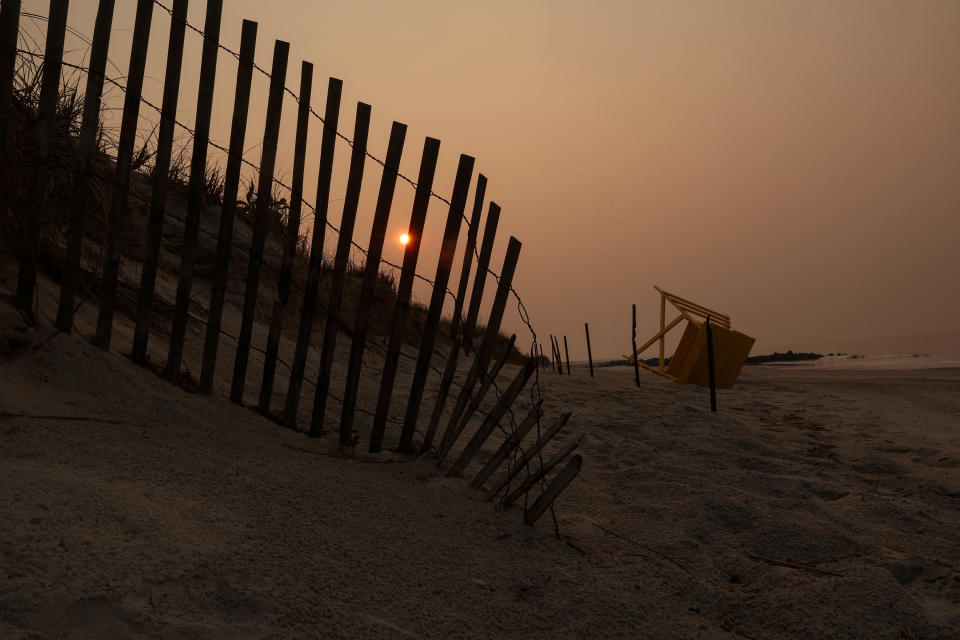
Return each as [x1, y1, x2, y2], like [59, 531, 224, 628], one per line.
[2, 295, 958, 639]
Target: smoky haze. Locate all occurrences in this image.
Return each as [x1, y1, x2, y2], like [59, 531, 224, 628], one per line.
[40, 0, 960, 361]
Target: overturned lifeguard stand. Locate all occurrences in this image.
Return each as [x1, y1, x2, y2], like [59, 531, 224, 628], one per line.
[626, 286, 755, 388]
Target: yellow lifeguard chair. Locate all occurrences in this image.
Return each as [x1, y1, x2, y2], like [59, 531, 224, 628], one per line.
[626, 286, 755, 388]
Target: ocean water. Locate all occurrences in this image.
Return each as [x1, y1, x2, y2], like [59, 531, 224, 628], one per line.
[767, 331, 960, 370]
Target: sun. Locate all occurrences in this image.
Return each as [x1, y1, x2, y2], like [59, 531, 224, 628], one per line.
[400, 233, 410, 245]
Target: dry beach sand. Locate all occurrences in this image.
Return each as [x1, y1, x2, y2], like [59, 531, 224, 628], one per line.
[2, 289, 959, 638]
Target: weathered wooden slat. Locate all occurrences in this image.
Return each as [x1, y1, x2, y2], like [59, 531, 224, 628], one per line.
[472, 334, 515, 406]
[0, 0, 21, 160]
[258, 60, 313, 414]
[563, 335, 571, 375]
[448, 173, 486, 340]
[94, 0, 153, 349]
[369, 136, 440, 452]
[524, 454, 583, 526]
[470, 401, 543, 489]
[230, 39, 289, 404]
[504, 435, 582, 507]
[440, 333, 516, 452]
[436, 237, 522, 462]
[336, 121, 407, 446]
[585, 323, 594, 377]
[131, 0, 189, 364]
[460, 202, 500, 354]
[15, 0, 68, 315]
[398, 154, 474, 452]
[632, 303, 641, 387]
[308, 103, 374, 436]
[57, 0, 115, 332]
[281, 76, 341, 425]
[166, 0, 223, 382]
[485, 411, 571, 501]
[199, 19, 257, 395]
[445, 356, 536, 477]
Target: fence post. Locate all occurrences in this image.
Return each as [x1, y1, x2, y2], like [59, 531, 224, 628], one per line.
[94, 0, 154, 350]
[258, 60, 313, 414]
[398, 154, 474, 452]
[165, 0, 223, 381]
[0, 0, 21, 161]
[199, 19, 257, 394]
[282, 77, 342, 426]
[336, 121, 407, 446]
[15, 0, 68, 316]
[369, 136, 440, 452]
[706, 315, 717, 413]
[584, 323, 594, 378]
[632, 303, 641, 387]
[436, 237, 521, 462]
[460, 202, 500, 354]
[57, 0, 115, 332]
[131, 0, 189, 364]
[449, 173, 486, 340]
[563, 335, 571, 374]
[445, 356, 536, 477]
[523, 454, 582, 526]
[230, 39, 289, 404]
[307, 103, 375, 435]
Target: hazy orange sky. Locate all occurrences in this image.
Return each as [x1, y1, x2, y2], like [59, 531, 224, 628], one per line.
[28, 0, 960, 359]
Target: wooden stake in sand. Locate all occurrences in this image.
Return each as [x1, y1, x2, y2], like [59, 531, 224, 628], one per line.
[631, 304, 641, 387]
[199, 19, 258, 395]
[309, 103, 375, 436]
[370, 137, 440, 453]
[133, 0, 188, 364]
[167, 0, 223, 383]
[258, 60, 313, 414]
[563, 335, 571, 375]
[280, 76, 341, 422]
[584, 322, 594, 378]
[95, 0, 153, 350]
[15, 0, 68, 316]
[337, 121, 406, 446]
[230, 40, 289, 404]
[706, 315, 717, 413]
[57, 0, 115, 332]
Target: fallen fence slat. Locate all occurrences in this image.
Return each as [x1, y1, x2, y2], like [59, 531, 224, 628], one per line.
[460, 203, 500, 354]
[231, 39, 289, 403]
[336, 121, 407, 446]
[132, 0, 188, 365]
[199, 19, 257, 394]
[95, 0, 153, 350]
[436, 237, 522, 462]
[470, 401, 543, 489]
[445, 356, 537, 477]
[57, 0, 115, 332]
[369, 136, 440, 452]
[485, 411, 571, 501]
[258, 60, 312, 414]
[504, 434, 582, 507]
[281, 77, 342, 425]
[524, 454, 583, 526]
[309, 102, 374, 435]
[398, 154, 474, 452]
